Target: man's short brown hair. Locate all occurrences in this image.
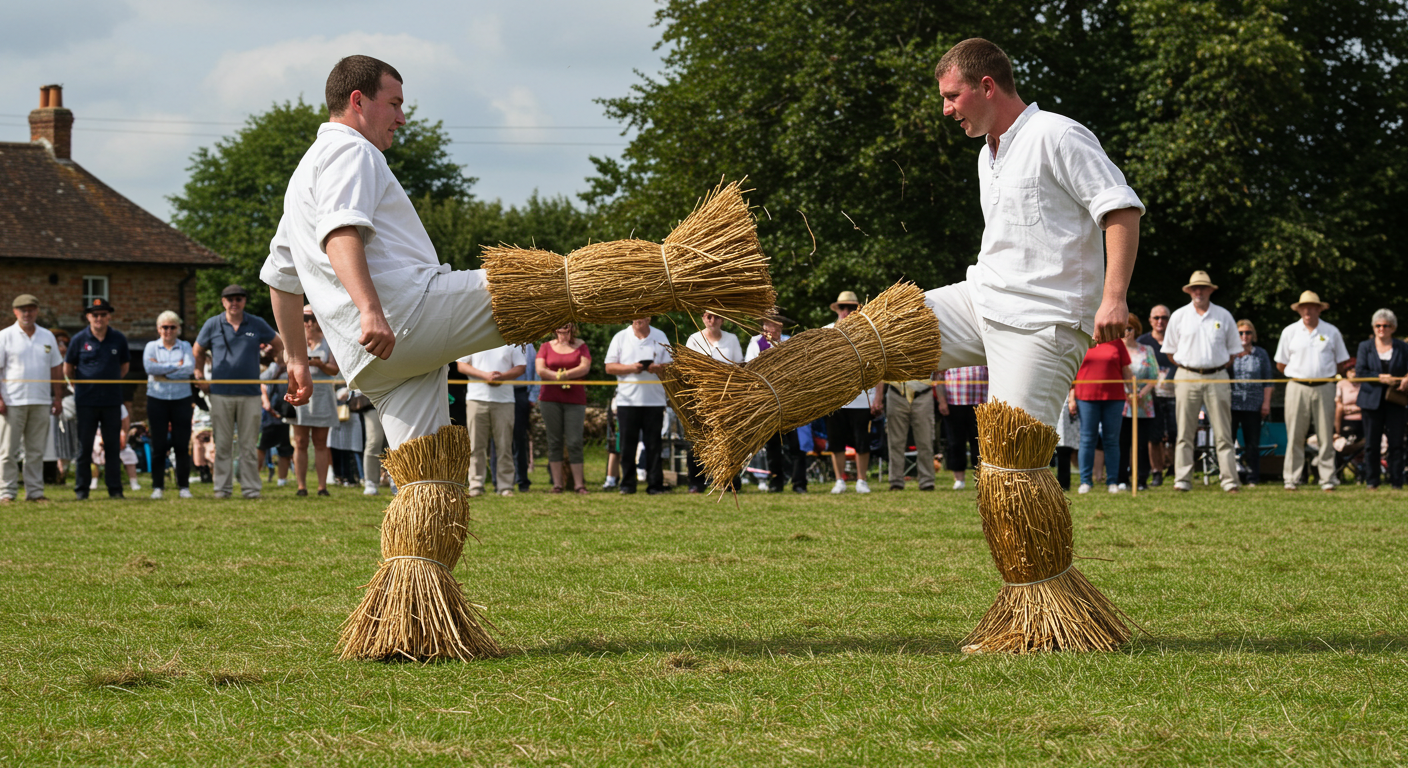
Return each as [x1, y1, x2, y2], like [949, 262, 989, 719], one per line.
[935, 38, 1017, 96]
[326, 55, 403, 116]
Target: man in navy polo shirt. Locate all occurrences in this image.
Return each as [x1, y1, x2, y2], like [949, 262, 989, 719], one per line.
[194, 285, 283, 499]
[64, 299, 129, 500]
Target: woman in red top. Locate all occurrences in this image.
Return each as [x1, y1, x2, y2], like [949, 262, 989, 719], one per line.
[1069, 338, 1133, 493]
[536, 323, 593, 493]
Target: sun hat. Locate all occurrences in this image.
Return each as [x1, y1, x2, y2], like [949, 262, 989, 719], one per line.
[1182, 271, 1218, 293]
[1290, 290, 1329, 312]
[829, 290, 860, 312]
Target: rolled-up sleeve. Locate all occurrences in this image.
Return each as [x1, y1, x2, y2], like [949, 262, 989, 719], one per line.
[314, 143, 380, 251]
[261, 217, 304, 295]
[1055, 125, 1146, 226]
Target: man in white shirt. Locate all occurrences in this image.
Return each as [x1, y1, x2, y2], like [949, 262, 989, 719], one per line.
[926, 38, 1143, 431]
[683, 311, 743, 492]
[0, 294, 64, 503]
[456, 345, 527, 497]
[604, 318, 674, 494]
[1159, 271, 1242, 492]
[1274, 290, 1351, 491]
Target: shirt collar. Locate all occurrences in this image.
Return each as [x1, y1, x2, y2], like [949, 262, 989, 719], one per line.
[988, 102, 1041, 166]
[318, 122, 374, 147]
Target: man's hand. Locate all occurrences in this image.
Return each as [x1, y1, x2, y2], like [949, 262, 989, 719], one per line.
[647, 363, 666, 375]
[360, 311, 395, 360]
[1092, 297, 1129, 344]
[193, 373, 210, 392]
[1261, 400, 1271, 417]
[284, 362, 313, 406]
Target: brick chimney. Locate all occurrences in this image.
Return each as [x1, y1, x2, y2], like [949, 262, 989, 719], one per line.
[30, 84, 74, 160]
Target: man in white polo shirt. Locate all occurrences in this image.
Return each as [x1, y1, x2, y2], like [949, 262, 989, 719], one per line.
[456, 345, 527, 497]
[605, 318, 673, 495]
[926, 39, 1143, 430]
[0, 294, 64, 503]
[1274, 290, 1351, 491]
[1159, 271, 1241, 493]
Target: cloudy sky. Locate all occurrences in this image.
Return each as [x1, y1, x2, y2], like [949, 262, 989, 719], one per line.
[1, 0, 664, 220]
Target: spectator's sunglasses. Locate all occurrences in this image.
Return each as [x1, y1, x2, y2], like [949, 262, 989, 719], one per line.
[1149, 314, 1170, 322]
[837, 303, 858, 311]
[160, 325, 178, 330]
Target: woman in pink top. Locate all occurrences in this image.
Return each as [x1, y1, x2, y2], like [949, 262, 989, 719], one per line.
[1070, 337, 1133, 493]
[536, 323, 592, 493]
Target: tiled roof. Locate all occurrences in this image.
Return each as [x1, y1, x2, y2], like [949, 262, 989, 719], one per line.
[0, 142, 224, 266]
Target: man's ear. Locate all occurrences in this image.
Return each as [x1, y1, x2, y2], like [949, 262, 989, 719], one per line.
[348, 89, 365, 115]
[981, 76, 996, 99]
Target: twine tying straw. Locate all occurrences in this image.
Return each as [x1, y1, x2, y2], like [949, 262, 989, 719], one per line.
[855, 310, 887, 373]
[1004, 565, 1073, 587]
[562, 253, 579, 324]
[981, 462, 1052, 474]
[833, 326, 866, 378]
[660, 243, 681, 309]
[383, 555, 450, 569]
[756, 370, 785, 437]
[400, 480, 468, 489]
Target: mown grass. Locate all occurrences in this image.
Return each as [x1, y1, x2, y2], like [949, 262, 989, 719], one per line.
[1, 455, 1405, 766]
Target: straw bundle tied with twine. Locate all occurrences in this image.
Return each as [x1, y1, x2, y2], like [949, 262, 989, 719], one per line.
[964, 400, 1133, 653]
[338, 425, 501, 662]
[483, 180, 776, 346]
[663, 281, 941, 488]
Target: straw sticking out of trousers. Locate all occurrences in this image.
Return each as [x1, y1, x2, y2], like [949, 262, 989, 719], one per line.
[337, 425, 501, 662]
[962, 400, 1132, 654]
[662, 281, 941, 488]
[483, 179, 776, 345]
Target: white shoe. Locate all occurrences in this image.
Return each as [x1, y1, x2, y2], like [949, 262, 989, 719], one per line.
[1108, 484, 1121, 494]
[602, 477, 619, 490]
[1078, 483, 1092, 494]
[855, 479, 871, 494]
[90, 478, 98, 490]
[130, 480, 140, 491]
[363, 484, 378, 496]
[830, 479, 847, 494]
[636, 469, 647, 482]
[952, 480, 966, 491]
[277, 478, 287, 487]
[150, 488, 163, 499]
[178, 488, 193, 499]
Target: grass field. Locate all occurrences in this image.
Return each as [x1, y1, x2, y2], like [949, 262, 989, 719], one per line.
[2, 452, 1406, 767]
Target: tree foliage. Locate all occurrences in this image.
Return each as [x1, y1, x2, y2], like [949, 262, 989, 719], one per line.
[588, 0, 1408, 340]
[169, 100, 475, 321]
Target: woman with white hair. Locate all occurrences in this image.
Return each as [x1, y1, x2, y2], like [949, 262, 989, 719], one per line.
[293, 306, 339, 496]
[142, 310, 196, 498]
[1354, 308, 1408, 489]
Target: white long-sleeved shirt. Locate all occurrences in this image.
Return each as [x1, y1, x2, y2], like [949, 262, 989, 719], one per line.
[261, 122, 450, 384]
[685, 330, 743, 364]
[968, 103, 1145, 336]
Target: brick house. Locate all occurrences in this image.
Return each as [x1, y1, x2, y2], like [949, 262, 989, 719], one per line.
[0, 85, 225, 343]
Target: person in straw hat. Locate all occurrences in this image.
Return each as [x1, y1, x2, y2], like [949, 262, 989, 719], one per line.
[1274, 290, 1351, 491]
[927, 39, 1143, 429]
[746, 308, 808, 492]
[1159, 270, 1242, 492]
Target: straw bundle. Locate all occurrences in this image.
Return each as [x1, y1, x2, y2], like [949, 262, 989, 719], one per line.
[338, 425, 500, 662]
[663, 281, 941, 487]
[483, 180, 776, 345]
[963, 400, 1132, 654]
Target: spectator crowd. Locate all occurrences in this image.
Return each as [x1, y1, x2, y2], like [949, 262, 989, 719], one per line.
[3, 271, 1407, 503]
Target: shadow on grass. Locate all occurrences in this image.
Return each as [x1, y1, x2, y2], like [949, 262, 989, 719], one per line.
[521, 633, 970, 658]
[515, 632, 1408, 659]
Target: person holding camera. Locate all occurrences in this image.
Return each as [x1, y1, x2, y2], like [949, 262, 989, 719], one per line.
[604, 317, 673, 495]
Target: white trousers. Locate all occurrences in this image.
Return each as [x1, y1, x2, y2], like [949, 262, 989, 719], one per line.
[352, 269, 505, 449]
[924, 282, 1090, 428]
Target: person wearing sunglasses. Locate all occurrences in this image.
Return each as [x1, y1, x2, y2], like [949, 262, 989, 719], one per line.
[1230, 320, 1274, 487]
[1353, 309, 1408, 489]
[142, 311, 196, 499]
[1137, 306, 1176, 485]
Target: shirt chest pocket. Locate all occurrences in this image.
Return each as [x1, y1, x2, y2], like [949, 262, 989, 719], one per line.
[996, 176, 1041, 227]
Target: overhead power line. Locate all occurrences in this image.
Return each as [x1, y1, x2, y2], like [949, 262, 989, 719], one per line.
[0, 113, 623, 130]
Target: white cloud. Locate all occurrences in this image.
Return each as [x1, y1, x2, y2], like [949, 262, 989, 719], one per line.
[202, 32, 464, 116]
[489, 86, 549, 131]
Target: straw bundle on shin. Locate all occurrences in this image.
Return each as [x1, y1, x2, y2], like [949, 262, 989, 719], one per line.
[663, 281, 941, 486]
[963, 400, 1132, 654]
[483, 180, 775, 345]
[338, 425, 500, 662]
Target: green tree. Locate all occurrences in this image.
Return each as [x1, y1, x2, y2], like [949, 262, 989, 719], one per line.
[588, 0, 1408, 343]
[169, 99, 474, 322]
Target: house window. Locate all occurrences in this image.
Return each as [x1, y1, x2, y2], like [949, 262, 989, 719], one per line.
[82, 276, 108, 307]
